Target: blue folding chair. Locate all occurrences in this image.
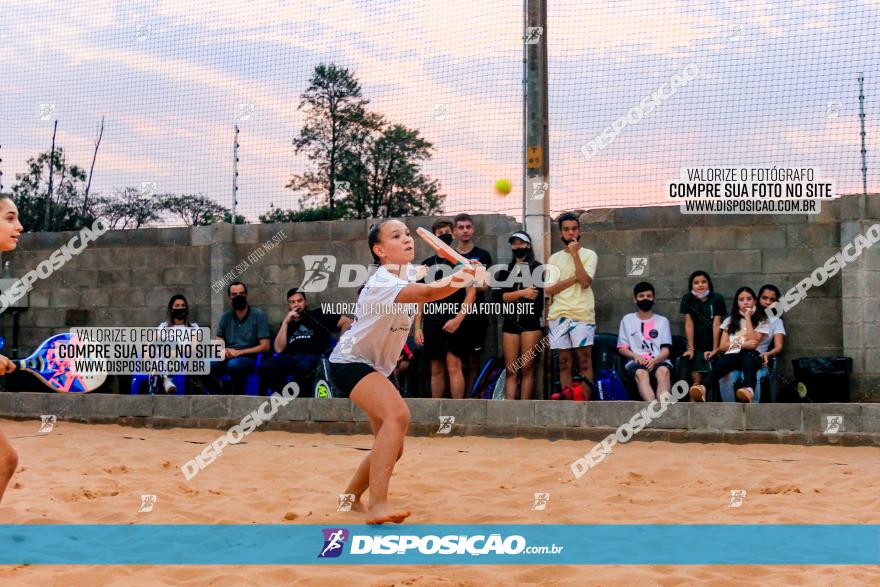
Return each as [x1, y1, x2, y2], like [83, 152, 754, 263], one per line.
[218, 353, 264, 396]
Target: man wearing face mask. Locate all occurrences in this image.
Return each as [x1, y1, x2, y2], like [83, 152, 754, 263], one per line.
[211, 281, 272, 394]
[616, 282, 673, 401]
[545, 212, 598, 399]
[413, 218, 476, 399]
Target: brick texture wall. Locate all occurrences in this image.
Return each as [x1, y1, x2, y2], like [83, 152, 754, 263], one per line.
[1, 196, 877, 399]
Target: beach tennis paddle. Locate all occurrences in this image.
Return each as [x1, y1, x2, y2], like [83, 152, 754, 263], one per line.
[416, 227, 472, 268]
[1, 332, 107, 392]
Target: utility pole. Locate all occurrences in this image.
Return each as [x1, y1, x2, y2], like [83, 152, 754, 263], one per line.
[525, 0, 550, 398]
[524, 0, 549, 262]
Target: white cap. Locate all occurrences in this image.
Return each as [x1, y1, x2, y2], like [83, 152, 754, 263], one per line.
[508, 231, 532, 244]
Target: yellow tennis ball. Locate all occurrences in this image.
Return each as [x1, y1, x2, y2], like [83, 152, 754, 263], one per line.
[495, 178, 512, 196]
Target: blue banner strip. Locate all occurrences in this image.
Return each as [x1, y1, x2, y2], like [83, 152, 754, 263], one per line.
[0, 525, 877, 565]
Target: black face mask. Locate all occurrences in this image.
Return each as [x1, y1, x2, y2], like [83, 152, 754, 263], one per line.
[636, 299, 654, 312]
[438, 233, 453, 246]
[512, 248, 529, 259]
[171, 308, 188, 321]
[231, 295, 248, 311]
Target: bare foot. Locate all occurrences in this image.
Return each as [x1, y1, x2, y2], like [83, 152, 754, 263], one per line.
[350, 499, 366, 513]
[366, 503, 411, 525]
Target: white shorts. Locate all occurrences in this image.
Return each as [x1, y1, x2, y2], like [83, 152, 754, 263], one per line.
[548, 317, 596, 350]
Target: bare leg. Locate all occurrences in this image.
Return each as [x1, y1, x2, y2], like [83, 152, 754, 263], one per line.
[446, 353, 465, 399]
[574, 346, 594, 399]
[343, 414, 402, 513]
[0, 429, 18, 505]
[502, 333, 521, 400]
[558, 349, 574, 390]
[634, 369, 656, 401]
[429, 358, 446, 399]
[655, 365, 672, 400]
[518, 331, 542, 400]
[349, 372, 411, 524]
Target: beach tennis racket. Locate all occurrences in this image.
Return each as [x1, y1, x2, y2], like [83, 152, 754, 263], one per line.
[1, 332, 107, 392]
[416, 227, 472, 268]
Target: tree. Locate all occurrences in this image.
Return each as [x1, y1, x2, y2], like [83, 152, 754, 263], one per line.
[340, 124, 443, 218]
[11, 148, 97, 232]
[259, 203, 345, 223]
[287, 64, 383, 214]
[161, 194, 227, 226]
[96, 187, 162, 229]
[287, 63, 444, 220]
[223, 211, 247, 224]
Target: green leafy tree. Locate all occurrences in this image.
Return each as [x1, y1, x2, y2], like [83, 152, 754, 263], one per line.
[287, 63, 444, 220]
[223, 211, 247, 224]
[96, 187, 162, 229]
[161, 194, 227, 226]
[259, 203, 345, 223]
[340, 124, 443, 218]
[11, 149, 97, 231]
[287, 64, 382, 214]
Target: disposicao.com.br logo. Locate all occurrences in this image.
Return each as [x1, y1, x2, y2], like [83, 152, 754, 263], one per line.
[317, 527, 563, 559]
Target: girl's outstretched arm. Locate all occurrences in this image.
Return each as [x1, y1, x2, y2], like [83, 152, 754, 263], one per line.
[395, 264, 476, 304]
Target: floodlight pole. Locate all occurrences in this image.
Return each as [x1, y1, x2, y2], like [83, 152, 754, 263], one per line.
[524, 0, 550, 263]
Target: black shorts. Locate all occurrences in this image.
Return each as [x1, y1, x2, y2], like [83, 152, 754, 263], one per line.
[625, 361, 672, 380]
[421, 319, 449, 360]
[327, 362, 377, 398]
[502, 319, 542, 335]
[447, 318, 489, 359]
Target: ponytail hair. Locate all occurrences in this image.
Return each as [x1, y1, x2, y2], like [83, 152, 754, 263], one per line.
[367, 220, 391, 265]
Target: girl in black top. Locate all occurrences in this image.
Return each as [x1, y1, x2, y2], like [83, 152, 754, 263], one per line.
[494, 231, 544, 399]
[679, 270, 726, 386]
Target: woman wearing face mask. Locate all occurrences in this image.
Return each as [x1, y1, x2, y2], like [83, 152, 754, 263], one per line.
[494, 231, 544, 400]
[690, 286, 769, 403]
[679, 271, 726, 387]
[150, 295, 200, 394]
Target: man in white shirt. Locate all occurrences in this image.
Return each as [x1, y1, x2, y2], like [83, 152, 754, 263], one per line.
[616, 282, 673, 401]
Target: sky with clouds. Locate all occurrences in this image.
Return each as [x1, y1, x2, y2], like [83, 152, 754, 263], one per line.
[1, 0, 877, 223]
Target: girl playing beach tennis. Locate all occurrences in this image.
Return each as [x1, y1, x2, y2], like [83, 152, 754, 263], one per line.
[0, 194, 24, 504]
[328, 219, 476, 525]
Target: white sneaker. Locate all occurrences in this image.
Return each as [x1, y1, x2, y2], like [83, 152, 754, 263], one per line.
[163, 377, 177, 394]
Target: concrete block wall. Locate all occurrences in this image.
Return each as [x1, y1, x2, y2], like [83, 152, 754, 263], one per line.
[2, 392, 878, 446]
[561, 197, 879, 399]
[0, 196, 877, 398]
[0, 215, 519, 362]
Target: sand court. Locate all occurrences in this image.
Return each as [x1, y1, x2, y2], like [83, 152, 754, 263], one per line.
[0, 418, 878, 585]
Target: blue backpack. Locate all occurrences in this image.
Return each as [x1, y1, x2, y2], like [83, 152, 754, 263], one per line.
[594, 368, 628, 401]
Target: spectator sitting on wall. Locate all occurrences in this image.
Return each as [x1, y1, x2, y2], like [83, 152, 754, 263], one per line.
[690, 286, 769, 403]
[616, 282, 673, 401]
[258, 288, 352, 395]
[756, 284, 786, 365]
[679, 270, 726, 386]
[210, 281, 271, 394]
[150, 294, 201, 394]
